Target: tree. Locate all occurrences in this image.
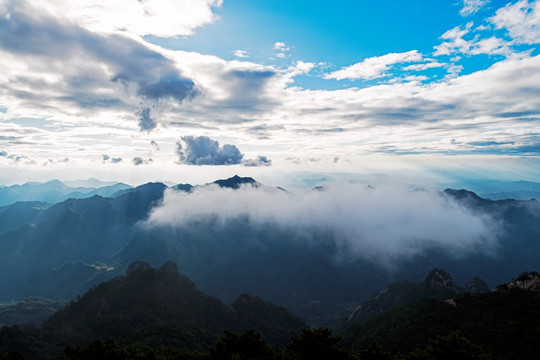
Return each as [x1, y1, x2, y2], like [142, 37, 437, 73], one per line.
[209, 329, 281, 360]
[284, 328, 354, 360]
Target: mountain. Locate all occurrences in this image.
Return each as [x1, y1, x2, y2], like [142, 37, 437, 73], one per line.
[345, 269, 488, 325]
[0, 180, 132, 206]
[457, 179, 540, 200]
[0, 298, 64, 327]
[0, 261, 304, 359]
[342, 271, 540, 360]
[1, 177, 540, 330]
[212, 175, 258, 189]
[0, 182, 168, 302]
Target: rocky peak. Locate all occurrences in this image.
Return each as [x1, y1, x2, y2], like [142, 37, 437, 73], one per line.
[464, 276, 489, 294]
[497, 272, 540, 292]
[424, 269, 458, 292]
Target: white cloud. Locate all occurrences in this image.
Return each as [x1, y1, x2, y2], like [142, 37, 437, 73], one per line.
[25, 0, 223, 37]
[460, 0, 490, 17]
[233, 50, 249, 58]
[434, 23, 512, 57]
[273, 41, 290, 58]
[403, 62, 445, 71]
[274, 42, 288, 50]
[147, 183, 499, 266]
[324, 50, 423, 80]
[491, 0, 540, 44]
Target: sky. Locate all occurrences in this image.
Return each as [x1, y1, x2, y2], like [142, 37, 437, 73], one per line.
[1, 0, 540, 187]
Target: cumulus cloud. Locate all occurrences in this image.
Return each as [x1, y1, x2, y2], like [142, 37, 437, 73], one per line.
[132, 156, 152, 165]
[176, 135, 272, 166]
[20, 0, 222, 37]
[460, 0, 490, 16]
[434, 23, 513, 57]
[176, 135, 244, 165]
[102, 154, 122, 163]
[274, 41, 290, 58]
[0, 0, 198, 129]
[137, 108, 157, 131]
[491, 0, 540, 44]
[242, 155, 272, 167]
[234, 50, 249, 58]
[146, 184, 499, 266]
[325, 50, 423, 80]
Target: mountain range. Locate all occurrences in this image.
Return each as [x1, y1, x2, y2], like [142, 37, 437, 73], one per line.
[0, 264, 538, 360]
[0, 176, 539, 327]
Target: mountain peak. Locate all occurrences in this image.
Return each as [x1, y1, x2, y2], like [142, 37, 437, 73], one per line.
[212, 175, 258, 189]
[423, 269, 458, 292]
[496, 271, 540, 293]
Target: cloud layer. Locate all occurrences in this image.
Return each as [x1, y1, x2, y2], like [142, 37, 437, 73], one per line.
[146, 184, 499, 266]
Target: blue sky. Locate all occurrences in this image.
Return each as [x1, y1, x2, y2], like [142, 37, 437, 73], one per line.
[0, 0, 539, 187]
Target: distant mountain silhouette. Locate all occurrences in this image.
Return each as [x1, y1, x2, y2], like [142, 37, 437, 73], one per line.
[0, 180, 131, 206]
[212, 175, 258, 189]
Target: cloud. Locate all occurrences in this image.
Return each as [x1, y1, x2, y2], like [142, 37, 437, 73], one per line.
[460, 0, 490, 16]
[132, 156, 152, 165]
[274, 41, 290, 58]
[102, 154, 122, 163]
[234, 50, 249, 58]
[176, 135, 272, 166]
[151, 140, 160, 151]
[137, 107, 157, 131]
[490, 0, 540, 45]
[403, 62, 445, 71]
[176, 135, 244, 165]
[146, 183, 499, 266]
[324, 50, 423, 80]
[434, 23, 513, 57]
[242, 155, 272, 167]
[17, 0, 222, 38]
[0, 1, 198, 128]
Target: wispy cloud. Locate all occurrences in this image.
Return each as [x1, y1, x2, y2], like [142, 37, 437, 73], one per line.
[324, 51, 423, 80]
[434, 23, 513, 57]
[460, 0, 490, 17]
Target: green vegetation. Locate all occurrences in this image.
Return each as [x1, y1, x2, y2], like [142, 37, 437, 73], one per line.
[1, 267, 539, 360]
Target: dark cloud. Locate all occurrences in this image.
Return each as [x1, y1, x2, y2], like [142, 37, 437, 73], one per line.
[176, 136, 243, 165]
[242, 155, 272, 167]
[0, 3, 198, 115]
[132, 157, 152, 166]
[151, 140, 160, 151]
[137, 76, 197, 103]
[102, 154, 122, 163]
[138, 107, 157, 131]
[219, 69, 278, 111]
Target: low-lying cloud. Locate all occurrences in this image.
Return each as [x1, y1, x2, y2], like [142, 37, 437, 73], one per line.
[146, 183, 499, 267]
